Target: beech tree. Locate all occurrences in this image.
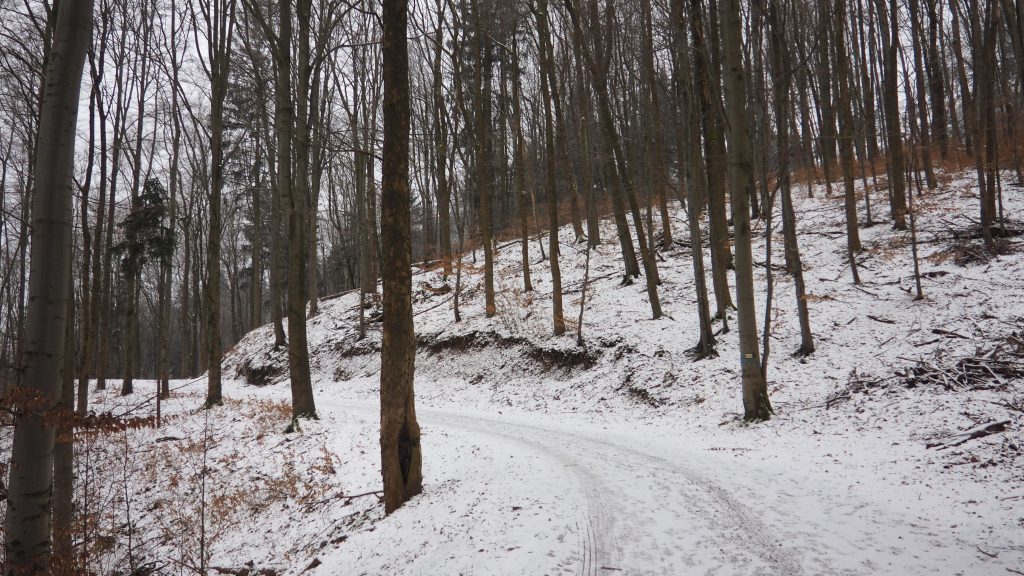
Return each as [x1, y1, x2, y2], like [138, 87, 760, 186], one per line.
[197, 0, 237, 407]
[533, 0, 565, 335]
[720, 0, 772, 421]
[380, 0, 422, 514]
[4, 0, 92, 571]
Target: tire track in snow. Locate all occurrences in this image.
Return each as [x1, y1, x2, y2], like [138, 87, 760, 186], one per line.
[416, 408, 814, 576]
[318, 398, 819, 575]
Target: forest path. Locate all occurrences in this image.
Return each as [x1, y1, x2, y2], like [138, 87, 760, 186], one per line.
[306, 396, 984, 576]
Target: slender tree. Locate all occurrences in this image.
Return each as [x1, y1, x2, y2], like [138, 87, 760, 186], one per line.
[720, 0, 772, 421]
[770, 0, 814, 355]
[534, 0, 566, 335]
[198, 0, 237, 407]
[879, 0, 908, 229]
[472, 0, 497, 317]
[833, 0, 862, 259]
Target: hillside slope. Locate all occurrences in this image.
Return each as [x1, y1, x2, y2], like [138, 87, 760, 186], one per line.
[67, 170, 1024, 574]
[219, 169, 1023, 573]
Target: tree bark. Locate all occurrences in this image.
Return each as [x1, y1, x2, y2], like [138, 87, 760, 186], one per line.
[286, 0, 317, 419]
[203, 0, 236, 407]
[4, 0, 91, 570]
[380, 0, 422, 514]
[670, 0, 716, 356]
[52, 286, 75, 573]
[534, 0, 566, 335]
[834, 0, 863, 256]
[511, 37, 533, 292]
[720, 0, 772, 421]
[472, 0, 496, 317]
[432, 0, 452, 276]
[690, 0, 734, 321]
[770, 0, 815, 355]
[880, 0, 908, 229]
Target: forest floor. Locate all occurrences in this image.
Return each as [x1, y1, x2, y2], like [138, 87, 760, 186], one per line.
[49, 170, 1024, 574]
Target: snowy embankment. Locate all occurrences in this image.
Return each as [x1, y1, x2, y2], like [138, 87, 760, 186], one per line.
[84, 171, 1022, 574]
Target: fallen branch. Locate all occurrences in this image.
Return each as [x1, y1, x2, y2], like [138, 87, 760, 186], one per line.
[867, 314, 897, 324]
[926, 420, 1010, 449]
[932, 328, 969, 340]
[212, 567, 279, 576]
[976, 545, 999, 559]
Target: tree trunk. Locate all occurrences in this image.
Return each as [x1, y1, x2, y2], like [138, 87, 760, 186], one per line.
[563, 0, 661, 319]
[924, 0, 948, 159]
[4, 0, 91, 570]
[908, 0, 937, 188]
[769, 0, 814, 355]
[286, 0, 317, 420]
[670, 0, 715, 356]
[720, 0, 772, 421]
[203, 0, 236, 407]
[639, 0, 673, 249]
[432, 0, 452, 277]
[880, 0, 908, 229]
[380, 0, 422, 514]
[472, 0, 496, 317]
[690, 0, 734, 322]
[511, 37, 533, 292]
[834, 0, 863, 256]
[535, 0, 566, 335]
[53, 286, 75, 573]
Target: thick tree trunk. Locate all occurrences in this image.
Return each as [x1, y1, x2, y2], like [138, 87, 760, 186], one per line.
[380, 0, 422, 514]
[286, 0, 317, 420]
[53, 288, 75, 573]
[4, 0, 91, 570]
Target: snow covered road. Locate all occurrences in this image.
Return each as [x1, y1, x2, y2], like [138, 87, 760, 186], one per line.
[309, 397, 1012, 576]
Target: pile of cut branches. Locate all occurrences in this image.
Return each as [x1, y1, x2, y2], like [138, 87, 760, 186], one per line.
[899, 333, 1024, 391]
[939, 218, 1023, 266]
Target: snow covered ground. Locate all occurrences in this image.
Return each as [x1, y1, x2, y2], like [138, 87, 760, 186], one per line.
[50, 170, 1024, 574]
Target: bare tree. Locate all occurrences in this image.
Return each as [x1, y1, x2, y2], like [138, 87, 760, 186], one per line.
[720, 0, 772, 421]
[195, 0, 238, 407]
[4, 0, 92, 570]
[533, 0, 566, 335]
[380, 0, 423, 514]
